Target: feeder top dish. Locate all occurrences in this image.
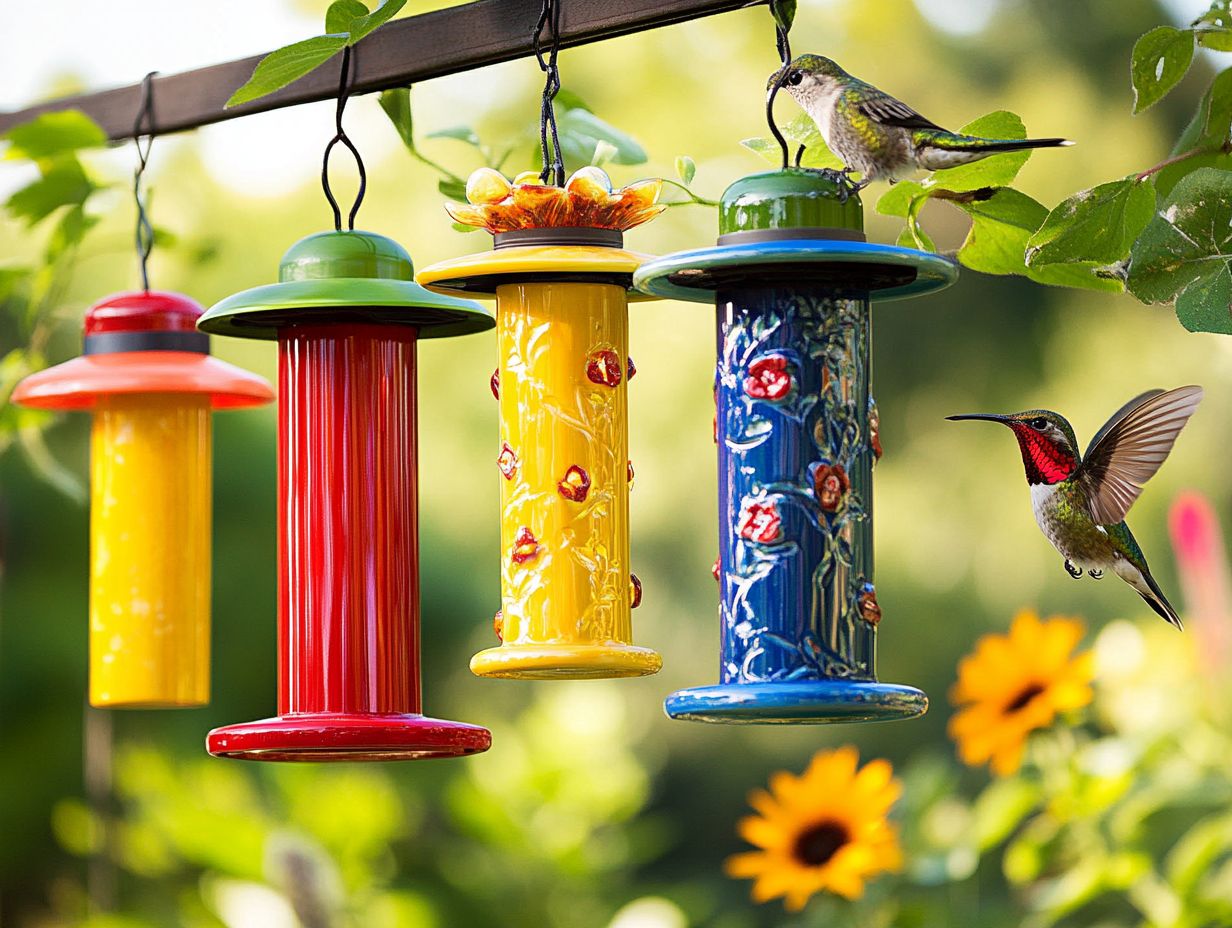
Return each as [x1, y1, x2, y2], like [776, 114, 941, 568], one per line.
[11, 290, 274, 411]
[634, 168, 958, 303]
[197, 230, 494, 340]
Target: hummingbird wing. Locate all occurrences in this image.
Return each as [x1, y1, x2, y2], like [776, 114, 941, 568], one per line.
[849, 82, 946, 132]
[1076, 385, 1204, 525]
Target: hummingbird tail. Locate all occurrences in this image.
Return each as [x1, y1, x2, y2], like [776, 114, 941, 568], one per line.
[915, 135, 1072, 171]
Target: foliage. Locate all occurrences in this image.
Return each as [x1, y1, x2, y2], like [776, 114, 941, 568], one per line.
[226, 0, 406, 107]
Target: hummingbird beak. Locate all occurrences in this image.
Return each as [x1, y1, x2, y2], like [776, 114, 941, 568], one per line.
[946, 413, 1011, 424]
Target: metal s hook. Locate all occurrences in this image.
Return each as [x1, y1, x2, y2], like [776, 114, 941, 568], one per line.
[532, 0, 565, 187]
[765, 0, 793, 171]
[133, 71, 157, 292]
[321, 45, 367, 231]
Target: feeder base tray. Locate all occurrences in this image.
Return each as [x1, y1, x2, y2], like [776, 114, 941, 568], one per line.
[664, 680, 927, 724]
[205, 712, 492, 762]
[470, 642, 662, 680]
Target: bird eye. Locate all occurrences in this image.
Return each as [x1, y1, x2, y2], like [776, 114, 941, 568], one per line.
[1029, 417, 1048, 431]
[786, 70, 803, 86]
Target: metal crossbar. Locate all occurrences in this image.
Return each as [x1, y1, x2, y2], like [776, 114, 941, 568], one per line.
[0, 0, 758, 141]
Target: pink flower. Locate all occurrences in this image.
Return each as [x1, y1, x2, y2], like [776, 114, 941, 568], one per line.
[745, 355, 793, 401]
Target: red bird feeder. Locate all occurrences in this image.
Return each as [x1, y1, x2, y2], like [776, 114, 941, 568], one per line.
[198, 230, 494, 761]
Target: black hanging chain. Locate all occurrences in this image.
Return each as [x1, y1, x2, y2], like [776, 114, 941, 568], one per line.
[321, 45, 367, 231]
[532, 0, 565, 187]
[764, 0, 795, 171]
[132, 72, 157, 292]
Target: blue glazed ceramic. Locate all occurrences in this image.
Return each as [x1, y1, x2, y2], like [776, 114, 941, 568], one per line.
[636, 169, 955, 724]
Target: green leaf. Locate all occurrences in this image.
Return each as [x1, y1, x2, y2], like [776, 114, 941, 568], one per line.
[1026, 177, 1156, 268]
[226, 34, 348, 108]
[437, 178, 466, 200]
[556, 109, 646, 170]
[1127, 167, 1232, 333]
[1194, 0, 1232, 50]
[953, 188, 1047, 275]
[1027, 260, 1123, 292]
[340, 0, 407, 43]
[675, 155, 697, 187]
[17, 409, 85, 503]
[451, 221, 481, 234]
[378, 87, 414, 148]
[740, 136, 781, 160]
[1, 111, 106, 160]
[426, 125, 481, 147]
[554, 89, 590, 113]
[1131, 26, 1195, 114]
[45, 203, 100, 263]
[590, 139, 619, 168]
[875, 180, 926, 218]
[325, 0, 369, 34]
[972, 778, 1042, 851]
[770, 0, 797, 32]
[925, 111, 1031, 192]
[5, 157, 96, 226]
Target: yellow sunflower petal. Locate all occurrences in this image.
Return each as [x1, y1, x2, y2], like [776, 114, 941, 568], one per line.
[738, 815, 792, 850]
[725, 851, 772, 878]
[991, 737, 1027, 776]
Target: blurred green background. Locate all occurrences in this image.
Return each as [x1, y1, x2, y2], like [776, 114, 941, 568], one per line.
[3, 0, 1232, 925]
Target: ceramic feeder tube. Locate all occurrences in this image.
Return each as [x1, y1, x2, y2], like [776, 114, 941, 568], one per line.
[89, 393, 212, 707]
[277, 323, 421, 716]
[715, 287, 875, 686]
[473, 281, 641, 676]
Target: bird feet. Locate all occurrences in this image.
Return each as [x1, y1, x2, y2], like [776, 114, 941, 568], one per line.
[1088, 569, 1103, 580]
[1064, 559, 1083, 579]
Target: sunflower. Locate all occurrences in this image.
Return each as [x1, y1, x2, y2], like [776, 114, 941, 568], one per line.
[725, 746, 902, 910]
[949, 609, 1094, 776]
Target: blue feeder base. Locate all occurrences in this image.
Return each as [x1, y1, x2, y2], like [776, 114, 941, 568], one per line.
[664, 680, 928, 724]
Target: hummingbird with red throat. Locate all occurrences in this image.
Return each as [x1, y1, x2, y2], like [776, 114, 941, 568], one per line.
[949, 386, 1203, 628]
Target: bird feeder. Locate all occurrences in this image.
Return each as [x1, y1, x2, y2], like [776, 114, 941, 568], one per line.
[198, 230, 494, 760]
[12, 290, 273, 708]
[417, 167, 663, 680]
[635, 169, 957, 723]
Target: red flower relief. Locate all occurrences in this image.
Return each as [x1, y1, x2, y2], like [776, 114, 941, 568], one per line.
[511, 527, 541, 565]
[813, 463, 851, 513]
[630, 573, 643, 609]
[497, 442, 518, 480]
[737, 499, 783, 545]
[586, 349, 623, 387]
[493, 609, 504, 641]
[627, 356, 637, 382]
[558, 464, 592, 502]
[712, 555, 721, 582]
[744, 355, 793, 401]
[627, 460, 635, 487]
[858, 585, 882, 627]
[490, 367, 500, 401]
[869, 403, 883, 461]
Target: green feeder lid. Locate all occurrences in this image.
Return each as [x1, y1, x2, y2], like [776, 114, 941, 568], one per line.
[720, 168, 864, 239]
[198, 230, 494, 340]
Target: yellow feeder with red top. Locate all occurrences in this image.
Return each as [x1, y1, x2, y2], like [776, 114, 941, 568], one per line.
[12, 291, 273, 707]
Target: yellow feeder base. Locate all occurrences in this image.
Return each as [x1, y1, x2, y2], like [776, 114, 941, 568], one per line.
[90, 393, 212, 708]
[470, 642, 661, 680]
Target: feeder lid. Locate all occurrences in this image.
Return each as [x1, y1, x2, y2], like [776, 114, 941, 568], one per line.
[417, 237, 659, 300]
[197, 230, 495, 340]
[11, 290, 274, 411]
[634, 168, 958, 303]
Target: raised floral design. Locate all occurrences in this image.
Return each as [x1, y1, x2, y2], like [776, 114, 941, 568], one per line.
[630, 574, 642, 609]
[627, 356, 637, 381]
[496, 442, 518, 480]
[858, 583, 881, 627]
[745, 354, 794, 402]
[511, 527, 541, 565]
[490, 367, 500, 401]
[557, 464, 591, 502]
[586, 349, 623, 387]
[737, 498, 784, 545]
[446, 166, 665, 233]
[493, 609, 504, 641]
[813, 463, 850, 513]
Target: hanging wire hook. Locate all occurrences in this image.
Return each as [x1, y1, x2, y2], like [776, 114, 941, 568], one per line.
[764, 0, 794, 171]
[133, 72, 157, 292]
[321, 45, 367, 231]
[532, 0, 565, 187]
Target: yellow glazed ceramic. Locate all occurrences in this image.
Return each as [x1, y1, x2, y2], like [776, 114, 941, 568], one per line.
[90, 394, 212, 706]
[418, 166, 663, 679]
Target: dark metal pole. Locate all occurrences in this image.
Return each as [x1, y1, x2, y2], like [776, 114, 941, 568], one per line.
[0, 0, 760, 141]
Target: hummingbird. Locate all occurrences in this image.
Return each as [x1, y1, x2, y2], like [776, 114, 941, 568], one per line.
[948, 386, 1204, 628]
[775, 54, 1072, 188]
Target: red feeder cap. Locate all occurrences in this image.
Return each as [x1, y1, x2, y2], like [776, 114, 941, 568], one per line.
[11, 290, 273, 411]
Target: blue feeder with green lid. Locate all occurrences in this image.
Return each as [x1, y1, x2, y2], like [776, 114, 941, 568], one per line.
[635, 169, 957, 724]
[199, 230, 495, 762]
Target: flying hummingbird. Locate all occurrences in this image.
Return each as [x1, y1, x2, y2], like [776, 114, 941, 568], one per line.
[948, 386, 1204, 628]
[776, 54, 1072, 188]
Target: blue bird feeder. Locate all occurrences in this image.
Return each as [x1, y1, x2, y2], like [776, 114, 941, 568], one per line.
[635, 169, 957, 724]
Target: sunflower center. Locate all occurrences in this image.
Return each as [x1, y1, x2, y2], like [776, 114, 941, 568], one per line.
[793, 820, 850, 868]
[1005, 682, 1045, 713]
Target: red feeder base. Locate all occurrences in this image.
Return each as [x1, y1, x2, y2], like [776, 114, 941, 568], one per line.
[206, 712, 492, 763]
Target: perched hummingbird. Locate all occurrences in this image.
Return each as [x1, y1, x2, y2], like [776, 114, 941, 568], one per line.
[776, 54, 1072, 188]
[948, 386, 1204, 628]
